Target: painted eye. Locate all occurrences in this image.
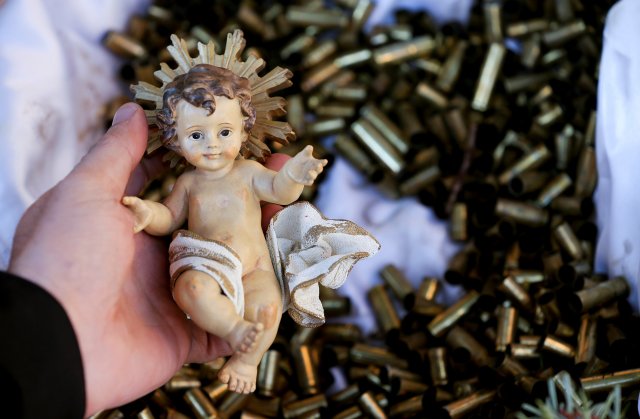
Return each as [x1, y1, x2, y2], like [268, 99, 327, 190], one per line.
[189, 132, 203, 141]
[219, 129, 231, 138]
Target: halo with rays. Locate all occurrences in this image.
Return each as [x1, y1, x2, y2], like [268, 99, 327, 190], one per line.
[131, 30, 295, 166]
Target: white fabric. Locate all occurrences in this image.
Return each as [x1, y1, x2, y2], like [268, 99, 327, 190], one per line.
[593, 0, 640, 311]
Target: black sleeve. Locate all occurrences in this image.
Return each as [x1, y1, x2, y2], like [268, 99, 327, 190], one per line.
[0, 271, 85, 418]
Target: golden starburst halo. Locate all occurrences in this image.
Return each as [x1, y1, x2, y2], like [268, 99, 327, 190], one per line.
[131, 29, 295, 166]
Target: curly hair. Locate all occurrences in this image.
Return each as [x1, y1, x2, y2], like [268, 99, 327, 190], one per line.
[156, 64, 256, 151]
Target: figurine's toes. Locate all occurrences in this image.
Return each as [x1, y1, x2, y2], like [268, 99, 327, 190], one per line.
[227, 375, 239, 392]
[219, 370, 230, 384]
[238, 321, 263, 353]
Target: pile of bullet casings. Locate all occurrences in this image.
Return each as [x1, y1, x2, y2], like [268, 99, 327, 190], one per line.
[95, 0, 640, 418]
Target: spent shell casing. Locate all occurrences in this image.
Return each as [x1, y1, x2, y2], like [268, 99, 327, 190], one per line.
[585, 110, 596, 147]
[535, 103, 564, 127]
[581, 369, 640, 394]
[428, 291, 480, 337]
[450, 203, 468, 241]
[541, 335, 576, 358]
[554, 126, 574, 170]
[484, 1, 503, 41]
[287, 95, 305, 136]
[334, 49, 373, 69]
[396, 102, 428, 144]
[416, 82, 449, 109]
[331, 84, 368, 102]
[504, 72, 551, 94]
[498, 276, 534, 313]
[552, 371, 584, 408]
[350, 343, 409, 369]
[511, 270, 545, 285]
[542, 20, 587, 48]
[496, 302, 517, 352]
[367, 285, 401, 335]
[293, 344, 320, 395]
[330, 383, 361, 405]
[203, 381, 228, 404]
[136, 408, 154, 419]
[498, 143, 551, 184]
[166, 409, 190, 419]
[184, 388, 218, 419]
[334, 134, 382, 182]
[535, 173, 572, 207]
[399, 165, 441, 196]
[445, 326, 491, 366]
[444, 107, 468, 149]
[303, 40, 338, 69]
[575, 146, 596, 197]
[392, 377, 429, 396]
[380, 265, 415, 309]
[218, 392, 249, 417]
[444, 390, 497, 419]
[414, 58, 442, 76]
[358, 392, 386, 419]
[555, 0, 575, 22]
[570, 276, 630, 313]
[373, 35, 435, 66]
[553, 221, 584, 260]
[417, 277, 440, 304]
[286, 6, 348, 28]
[301, 62, 340, 92]
[436, 40, 467, 93]
[165, 375, 201, 392]
[507, 171, 550, 197]
[103, 31, 148, 59]
[361, 104, 409, 154]
[530, 85, 554, 108]
[496, 354, 529, 378]
[520, 34, 542, 69]
[281, 32, 315, 60]
[429, 347, 449, 386]
[472, 43, 506, 112]
[351, 119, 405, 175]
[506, 19, 549, 37]
[333, 406, 362, 419]
[383, 365, 424, 383]
[306, 118, 346, 137]
[257, 349, 280, 397]
[390, 393, 430, 417]
[495, 199, 549, 227]
[322, 295, 351, 317]
[511, 343, 540, 359]
[283, 394, 328, 419]
[316, 103, 357, 119]
[576, 315, 597, 365]
[350, 0, 374, 32]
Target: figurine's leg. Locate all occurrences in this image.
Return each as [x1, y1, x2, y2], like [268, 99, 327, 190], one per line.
[172, 270, 263, 353]
[219, 268, 283, 394]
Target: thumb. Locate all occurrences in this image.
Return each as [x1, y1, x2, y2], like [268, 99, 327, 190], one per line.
[73, 103, 148, 192]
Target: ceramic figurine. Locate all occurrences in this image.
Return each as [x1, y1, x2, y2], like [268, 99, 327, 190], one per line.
[123, 30, 379, 394]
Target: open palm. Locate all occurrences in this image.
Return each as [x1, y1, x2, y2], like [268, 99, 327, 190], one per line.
[9, 104, 230, 415]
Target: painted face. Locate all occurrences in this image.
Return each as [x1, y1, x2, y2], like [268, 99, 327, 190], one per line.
[175, 96, 247, 172]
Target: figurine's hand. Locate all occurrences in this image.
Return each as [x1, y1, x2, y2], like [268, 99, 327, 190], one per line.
[8, 103, 230, 416]
[122, 196, 153, 233]
[285, 145, 328, 186]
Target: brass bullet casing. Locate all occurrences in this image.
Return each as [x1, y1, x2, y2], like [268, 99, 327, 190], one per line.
[569, 276, 630, 313]
[237, 3, 275, 41]
[334, 134, 383, 182]
[350, 343, 409, 369]
[305, 118, 346, 137]
[331, 84, 368, 102]
[585, 110, 596, 147]
[507, 171, 550, 197]
[257, 349, 281, 397]
[361, 104, 410, 155]
[165, 375, 201, 392]
[389, 393, 429, 417]
[281, 31, 316, 60]
[535, 173, 572, 207]
[520, 34, 542, 69]
[506, 19, 549, 38]
[396, 102, 428, 145]
[203, 380, 228, 404]
[498, 276, 534, 313]
[495, 199, 549, 228]
[301, 62, 340, 92]
[367, 285, 401, 335]
[287, 95, 305, 136]
[428, 291, 480, 337]
[472, 43, 506, 112]
[511, 343, 540, 359]
[334, 49, 373, 69]
[444, 390, 497, 419]
[351, 119, 405, 175]
[555, 0, 575, 22]
[429, 347, 449, 386]
[184, 388, 218, 419]
[417, 277, 440, 304]
[416, 82, 449, 110]
[322, 295, 352, 317]
[541, 335, 576, 358]
[450, 203, 468, 241]
[445, 326, 491, 366]
[282, 394, 328, 419]
[89, 410, 125, 419]
[542, 20, 587, 48]
[358, 392, 387, 419]
[535, 103, 564, 128]
[553, 221, 584, 260]
[483, 0, 503, 42]
[380, 265, 415, 309]
[286, 6, 348, 28]
[496, 354, 529, 378]
[383, 365, 424, 384]
[554, 125, 574, 171]
[333, 406, 362, 419]
[575, 146, 596, 197]
[166, 409, 191, 419]
[373, 35, 435, 66]
[504, 72, 552, 94]
[576, 315, 597, 365]
[136, 407, 155, 419]
[350, 0, 375, 33]
[581, 368, 640, 394]
[330, 382, 361, 405]
[218, 392, 250, 417]
[552, 371, 584, 409]
[511, 270, 545, 285]
[104, 31, 148, 59]
[436, 40, 468, 93]
[292, 344, 319, 395]
[444, 107, 468, 149]
[530, 85, 554, 108]
[399, 165, 441, 196]
[540, 49, 567, 67]
[551, 197, 593, 217]
[414, 58, 442, 76]
[498, 143, 551, 185]
[495, 302, 517, 352]
[302, 40, 338, 69]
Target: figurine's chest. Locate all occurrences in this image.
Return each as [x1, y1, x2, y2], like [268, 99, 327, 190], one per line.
[189, 181, 253, 213]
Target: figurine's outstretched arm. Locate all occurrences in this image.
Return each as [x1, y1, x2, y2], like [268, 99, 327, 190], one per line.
[122, 176, 188, 235]
[253, 146, 328, 205]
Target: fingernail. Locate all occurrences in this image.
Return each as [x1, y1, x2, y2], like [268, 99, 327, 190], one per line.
[112, 103, 138, 126]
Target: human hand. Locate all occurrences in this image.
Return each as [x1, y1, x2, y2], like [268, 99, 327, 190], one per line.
[122, 196, 153, 233]
[8, 103, 231, 416]
[285, 145, 328, 186]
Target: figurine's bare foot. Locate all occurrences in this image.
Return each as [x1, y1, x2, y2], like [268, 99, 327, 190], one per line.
[218, 356, 258, 394]
[224, 320, 264, 353]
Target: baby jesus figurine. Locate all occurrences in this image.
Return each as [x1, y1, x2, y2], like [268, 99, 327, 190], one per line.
[124, 31, 379, 394]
